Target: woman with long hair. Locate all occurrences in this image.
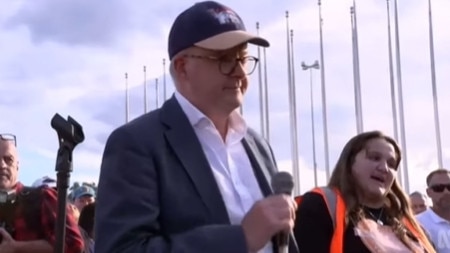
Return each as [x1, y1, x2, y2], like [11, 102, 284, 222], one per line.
[294, 130, 435, 253]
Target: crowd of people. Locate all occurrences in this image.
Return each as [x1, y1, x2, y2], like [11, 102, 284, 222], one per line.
[0, 135, 96, 253]
[2, 1, 449, 253]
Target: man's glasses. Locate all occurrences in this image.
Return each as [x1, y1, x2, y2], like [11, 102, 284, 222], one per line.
[0, 134, 16, 147]
[184, 54, 259, 76]
[429, 184, 450, 193]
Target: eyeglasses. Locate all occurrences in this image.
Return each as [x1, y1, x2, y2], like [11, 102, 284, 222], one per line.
[429, 184, 450, 193]
[183, 54, 259, 76]
[0, 133, 16, 147]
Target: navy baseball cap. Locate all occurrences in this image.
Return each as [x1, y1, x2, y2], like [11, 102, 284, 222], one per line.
[168, 1, 270, 60]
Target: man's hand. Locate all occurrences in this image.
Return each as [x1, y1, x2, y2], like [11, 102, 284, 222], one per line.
[0, 227, 16, 253]
[241, 195, 297, 252]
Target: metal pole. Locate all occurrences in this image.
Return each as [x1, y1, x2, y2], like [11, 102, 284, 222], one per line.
[256, 22, 266, 138]
[125, 72, 129, 123]
[163, 59, 167, 101]
[386, 0, 402, 186]
[318, 0, 330, 181]
[155, 78, 159, 108]
[290, 28, 300, 195]
[428, 0, 443, 168]
[394, 0, 410, 193]
[286, 11, 300, 195]
[310, 68, 318, 187]
[144, 66, 148, 113]
[302, 61, 320, 187]
[262, 46, 270, 142]
[351, 2, 363, 134]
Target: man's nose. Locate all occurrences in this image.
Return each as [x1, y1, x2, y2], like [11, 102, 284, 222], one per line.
[0, 159, 7, 169]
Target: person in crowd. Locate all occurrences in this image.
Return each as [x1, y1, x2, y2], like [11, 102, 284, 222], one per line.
[72, 185, 95, 212]
[417, 169, 450, 253]
[410, 191, 429, 215]
[294, 130, 435, 253]
[79, 202, 95, 253]
[69, 203, 80, 223]
[0, 133, 84, 253]
[32, 176, 57, 189]
[94, 1, 298, 253]
[32, 176, 82, 224]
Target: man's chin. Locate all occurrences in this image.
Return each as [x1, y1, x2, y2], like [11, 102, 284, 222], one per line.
[0, 181, 12, 191]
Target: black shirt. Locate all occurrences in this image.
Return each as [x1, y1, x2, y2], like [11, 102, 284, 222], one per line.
[293, 191, 389, 253]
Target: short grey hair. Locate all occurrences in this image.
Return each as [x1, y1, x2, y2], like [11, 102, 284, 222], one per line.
[409, 191, 427, 199]
[169, 50, 187, 89]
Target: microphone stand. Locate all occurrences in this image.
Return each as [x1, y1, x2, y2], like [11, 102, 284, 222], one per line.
[51, 113, 85, 253]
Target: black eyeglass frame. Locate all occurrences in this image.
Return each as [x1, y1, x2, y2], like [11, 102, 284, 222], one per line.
[183, 54, 259, 76]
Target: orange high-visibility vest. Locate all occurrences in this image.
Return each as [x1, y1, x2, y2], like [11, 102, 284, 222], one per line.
[295, 187, 435, 253]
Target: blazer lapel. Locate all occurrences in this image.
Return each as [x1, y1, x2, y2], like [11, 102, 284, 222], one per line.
[160, 97, 229, 224]
[243, 134, 299, 253]
[242, 135, 273, 197]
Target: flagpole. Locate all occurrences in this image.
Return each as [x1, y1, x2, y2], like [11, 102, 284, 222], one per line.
[163, 59, 167, 101]
[286, 11, 300, 195]
[290, 29, 301, 194]
[386, 0, 402, 186]
[318, 0, 330, 181]
[301, 60, 320, 187]
[155, 78, 159, 108]
[144, 66, 148, 114]
[394, 0, 410, 193]
[310, 66, 318, 187]
[351, 3, 363, 134]
[262, 44, 270, 142]
[256, 22, 266, 138]
[125, 72, 129, 123]
[428, 0, 443, 168]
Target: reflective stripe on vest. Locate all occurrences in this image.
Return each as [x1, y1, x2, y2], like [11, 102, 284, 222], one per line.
[311, 187, 345, 253]
[310, 187, 435, 253]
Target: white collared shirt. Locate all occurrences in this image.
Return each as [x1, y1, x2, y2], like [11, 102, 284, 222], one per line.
[175, 92, 273, 253]
[416, 208, 450, 252]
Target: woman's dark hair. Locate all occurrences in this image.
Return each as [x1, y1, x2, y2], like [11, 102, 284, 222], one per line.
[78, 202, 96, 239]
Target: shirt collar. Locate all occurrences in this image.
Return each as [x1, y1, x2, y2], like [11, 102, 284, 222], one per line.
[174, 91, 247, 138]
[427, 208, 449, 224]
[174, 91, 206, 127]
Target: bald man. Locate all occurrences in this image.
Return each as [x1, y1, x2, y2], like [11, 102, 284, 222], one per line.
[0, 134, 84, 253]
[410, 191, 428, 215]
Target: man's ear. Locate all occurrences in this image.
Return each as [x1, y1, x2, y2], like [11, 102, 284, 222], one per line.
[174, 57, 188, 81]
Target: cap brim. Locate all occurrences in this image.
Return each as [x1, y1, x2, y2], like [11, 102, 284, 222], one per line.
[195, 30, 270, 51]
[76, 193, 95, 199]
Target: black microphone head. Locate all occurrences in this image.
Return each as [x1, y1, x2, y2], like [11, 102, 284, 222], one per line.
[271, 171, 294, 195]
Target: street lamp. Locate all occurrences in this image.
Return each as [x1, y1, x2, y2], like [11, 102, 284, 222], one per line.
[301, 60, 320, 187]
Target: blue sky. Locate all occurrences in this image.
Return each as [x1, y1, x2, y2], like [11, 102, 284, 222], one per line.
[0, 0, 449, 194]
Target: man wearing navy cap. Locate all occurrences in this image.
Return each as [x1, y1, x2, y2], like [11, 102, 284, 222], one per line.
[72, 186, 96, 212]
[95, 2, 298, 253]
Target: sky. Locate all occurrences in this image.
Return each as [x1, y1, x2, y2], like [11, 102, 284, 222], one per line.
[0, 0, 448, 195]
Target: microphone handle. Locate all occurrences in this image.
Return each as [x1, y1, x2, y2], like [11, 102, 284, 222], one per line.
[276, 232, 289, 253]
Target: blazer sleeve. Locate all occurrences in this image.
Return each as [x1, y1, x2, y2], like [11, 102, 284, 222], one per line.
[94, 127, 248, 253]
[294, 192, 335, 253]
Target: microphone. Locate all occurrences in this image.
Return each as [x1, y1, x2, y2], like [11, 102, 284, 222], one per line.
[271, 172, 294, 253]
